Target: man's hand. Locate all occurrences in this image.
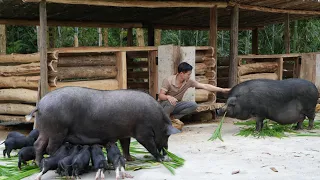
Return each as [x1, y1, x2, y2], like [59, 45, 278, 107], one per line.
[167, 95, 178, 106]
[222, 88, 231, 93]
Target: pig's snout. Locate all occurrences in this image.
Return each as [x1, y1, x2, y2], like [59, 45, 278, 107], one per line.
[216, 107, 226, 116]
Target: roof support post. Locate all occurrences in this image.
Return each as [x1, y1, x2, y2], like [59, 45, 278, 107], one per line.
[0, 24, 5, 54]
[209, 6, 218, 63]
[148, 24, 155, 46]
[39, 0, 49, 99]
[229, 4, 239, 88]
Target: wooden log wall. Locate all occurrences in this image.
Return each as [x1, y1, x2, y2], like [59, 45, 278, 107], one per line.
[195, 49, 217, 104]
[0, 53, 41, 123]
[49, 52, 120, 91]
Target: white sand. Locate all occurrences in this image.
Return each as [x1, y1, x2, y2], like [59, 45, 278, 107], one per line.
[1, 117, 320, 180]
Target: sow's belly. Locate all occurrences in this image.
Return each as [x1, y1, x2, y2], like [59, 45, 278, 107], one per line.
[65, 126, 132, 145]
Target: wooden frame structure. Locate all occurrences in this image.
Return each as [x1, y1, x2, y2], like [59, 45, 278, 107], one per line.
[1, 0, 320, 124]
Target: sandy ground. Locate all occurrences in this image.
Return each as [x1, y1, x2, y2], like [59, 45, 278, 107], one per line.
[1, 117, 320, 180]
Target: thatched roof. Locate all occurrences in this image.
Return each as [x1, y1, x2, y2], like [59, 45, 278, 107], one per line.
[0, 0, 320, 29]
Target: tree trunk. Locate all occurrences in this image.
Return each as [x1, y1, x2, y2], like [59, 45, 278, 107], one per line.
[58, 55, 116, 67]
[50, 66, 117, 80]
[0, 115, 34, 122]
[0, 62, 40, 76]
[0, 53, 40, 64]
[195, 89, 210, 102]
[238, 62, 278, 76]
[0, 103, 36, 115]
[50, 79, 119, 91]
[192, 111, 213, 123]
[195, 63, 207, 75]
[0, 76, 39, 89]
[239, 73, 278, 83]
[195, 76, 209, 84]
[0, 88, 37, 103]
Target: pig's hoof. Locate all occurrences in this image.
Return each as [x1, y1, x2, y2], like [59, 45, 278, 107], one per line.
[124, 173, 134, 178]
[307, 126, 313, 130]
[125, 155, 135, 162]
[294, 126, 303, 130]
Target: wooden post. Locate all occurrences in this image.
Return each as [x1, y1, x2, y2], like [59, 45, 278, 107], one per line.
[229, 5, 239, 87]
[0, 25, 6, 54]
[252, 27, 258, 54]
[98, 28, 102, 46]
[148, 25, 155, 46]
[155, 29, 161, 46]
[278, 58, 283, 80]
[136, 28, 145, 46]
[209, 6, 217, 62]
[148, 51, 157, 99]
[127, 28, 133, 46]
[74, 27, 79, 47]
[103, 28, 108, 46]
[39, 0, 49, 98]
[116, 51, 127, 89]
[284, 13, 290, 53]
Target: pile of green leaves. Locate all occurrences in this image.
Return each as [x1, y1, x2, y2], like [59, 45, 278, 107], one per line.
[235, 119, 320, 138]
[0, 156, 39, 180]
[208, 112, 226, 142]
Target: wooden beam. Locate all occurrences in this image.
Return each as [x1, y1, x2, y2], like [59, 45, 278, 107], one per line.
[229, 5, 239, 88]
[0, 19, 142, 28]
[23, 0, 228, 8]
[209, 6, 217, 61]
[284, 14, 290, 54]
[277, 58, 283, 80]
[116, 51, 127, 89]
[252, 27, 258, 54]
[0, 25, 5, 54]
[229, 2, 320, 15]
[39, 0, 49, 98]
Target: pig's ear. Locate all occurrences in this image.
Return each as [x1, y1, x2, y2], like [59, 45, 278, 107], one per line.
[166, 125, 181, 135]
[227, 97, 237, 106]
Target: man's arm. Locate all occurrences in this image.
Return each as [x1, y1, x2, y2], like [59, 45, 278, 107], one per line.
[194, 81, 230, 93]
[159, 89, 178, 105]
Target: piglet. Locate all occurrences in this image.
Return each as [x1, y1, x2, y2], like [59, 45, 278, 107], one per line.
[72, 145, 91, 179]
[18, 146, 36, 170]
[57, 145, 82, 178]
[106, 142, 133, 180]
[36, 143, 71, 180]
[90, 144, 108, 180]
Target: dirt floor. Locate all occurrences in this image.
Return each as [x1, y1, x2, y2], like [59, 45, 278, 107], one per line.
[1, 117, 320, 180]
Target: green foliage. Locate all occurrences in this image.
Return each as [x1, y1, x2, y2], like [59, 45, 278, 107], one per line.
[208, 112, 226, 142]
[4, 19, 320, 56]
[234, 119, 320, 138]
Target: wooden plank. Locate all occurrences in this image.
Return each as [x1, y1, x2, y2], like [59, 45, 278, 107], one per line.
[0, 19, 143, 29]
[0, 25, 5, 54]
[23, 0, 228, 8]
[39, 0, 49, 99]
[148, 51, 157, 99]
[229, 5, 239, 87]
[52, 46, 158, 53]
[126, 51, 149, 59]
[50, 79, 119, 91]
[127, 71, 149, 79]
[237, 53, 301, 59]
[229, 2, 320, 15]
[116, 51, 127, 89]
[315, 54, 320, 96]
[299, 53, 316, 83]
[0, 53, 40, 64]
[284, 14, 290, 54]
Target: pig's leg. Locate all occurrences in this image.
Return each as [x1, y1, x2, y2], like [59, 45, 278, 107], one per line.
[46, 130, 67, 155]
[294, 114, 306, 130]
[34, 134, 49, 166]
[136, 137, 162, 162]
[255, 117, 264, 132]
[306, 111, 315, 130]
[3, 149, 6, 158]
[119, 138, 134, 161]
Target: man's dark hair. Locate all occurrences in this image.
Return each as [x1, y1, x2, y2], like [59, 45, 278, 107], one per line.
[178, 62, 193, 73]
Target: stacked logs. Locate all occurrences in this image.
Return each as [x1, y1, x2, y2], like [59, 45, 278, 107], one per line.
[0, 53, 40, 124]
[49, 52, 119, 91]
[237, 60, 279, 83]
[193, 49, 217, 122]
